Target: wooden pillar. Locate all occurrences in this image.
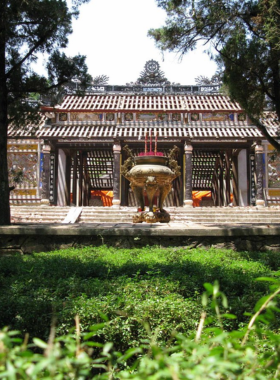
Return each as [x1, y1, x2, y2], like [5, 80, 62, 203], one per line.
[72, 151, 77, 206]
[78, 150, 83, 206]
[121, 167, 128, 206]
[83, 153, 89, 206]
[57, 149, 67, 206]
[219, 153, 224, 206]
[41, 144, 51, 205]
[225, 150, 231, 205]
[212, 158, 219, 206]
[232, 154, 239, 206]
[54, 147, 58, 205]
[183, 143, 193, 207]
[112, 142, 121, 208]
[255, 143, 265, 207]
[65, 155, 71, 206]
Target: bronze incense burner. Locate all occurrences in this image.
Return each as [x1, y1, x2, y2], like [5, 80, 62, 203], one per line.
[121, 144, 181, 223]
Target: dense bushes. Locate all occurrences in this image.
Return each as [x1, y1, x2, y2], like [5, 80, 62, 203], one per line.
[1, 246, 280, 378]
[0, 246, 277, 349]
[1, 280, 280, 379]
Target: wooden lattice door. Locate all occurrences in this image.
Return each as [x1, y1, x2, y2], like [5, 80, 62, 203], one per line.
[70, 149, 113, 206]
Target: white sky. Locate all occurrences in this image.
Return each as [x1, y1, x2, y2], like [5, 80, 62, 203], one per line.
[61, 0, 217, 85]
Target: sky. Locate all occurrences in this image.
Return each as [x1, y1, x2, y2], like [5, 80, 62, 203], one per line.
[60, 0, 217, 85]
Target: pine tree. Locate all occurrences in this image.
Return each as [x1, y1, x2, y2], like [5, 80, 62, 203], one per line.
[0, 0, 96, 225]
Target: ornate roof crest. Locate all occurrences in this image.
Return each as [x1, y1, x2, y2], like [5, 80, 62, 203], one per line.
[133, 60, 171, 86]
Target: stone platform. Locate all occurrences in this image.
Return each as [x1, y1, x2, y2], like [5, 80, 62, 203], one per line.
[1, 214, 280, 254]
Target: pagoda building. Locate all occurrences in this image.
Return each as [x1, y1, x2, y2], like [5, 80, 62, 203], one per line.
[7, 60, 280, 208]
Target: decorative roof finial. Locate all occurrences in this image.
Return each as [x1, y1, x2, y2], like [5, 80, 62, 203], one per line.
[136, 60, 170, 85]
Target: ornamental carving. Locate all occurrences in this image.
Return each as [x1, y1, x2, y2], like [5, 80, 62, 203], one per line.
[121, 145, 181, 223]
[124, 113, 133, 121]
[136, 60, 171, 86]
[172, 113, 181, 122]
[59, 113, 67, 121]
[106, 113, 115, 121]
[70, 113, 103, 121]
[191, 113, 199, 121]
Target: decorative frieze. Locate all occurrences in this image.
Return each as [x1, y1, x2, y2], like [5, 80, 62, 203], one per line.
[202, 113, 234, 122]
[51, 111, 247, 127]
[59, 113, 68, 122]
[70, 113, 103, 122]
[136, 113, 168, 122]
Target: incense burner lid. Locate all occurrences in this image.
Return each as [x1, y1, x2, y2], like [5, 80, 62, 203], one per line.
[135, 155, 168, 166]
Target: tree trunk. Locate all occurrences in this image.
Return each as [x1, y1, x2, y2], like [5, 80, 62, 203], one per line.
[0, 120, 10, 225]
[0, 18, 11, 225]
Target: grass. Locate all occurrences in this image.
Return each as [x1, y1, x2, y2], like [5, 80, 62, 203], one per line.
[0, 245, 279, 352]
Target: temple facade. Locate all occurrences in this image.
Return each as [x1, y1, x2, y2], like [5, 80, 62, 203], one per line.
[7, 60, 280, 208]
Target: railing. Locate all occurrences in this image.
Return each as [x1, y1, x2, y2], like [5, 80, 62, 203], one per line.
[80, 84, 221, 94]
[41, 84, 221, 104]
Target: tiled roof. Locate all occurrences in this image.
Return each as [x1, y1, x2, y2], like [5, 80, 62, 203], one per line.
[261, 111, 280, 128]
[7, 109, 279, 141]
[8, 122, 262, 140]
[8, 115, 46, 138]
[45, 94, 243, 112]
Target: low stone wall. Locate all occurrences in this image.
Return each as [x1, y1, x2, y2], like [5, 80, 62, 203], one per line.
[1, 224, 280, 254]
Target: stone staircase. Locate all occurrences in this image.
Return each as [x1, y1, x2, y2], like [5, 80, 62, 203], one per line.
[11, 206, 72, 224]
[10, 205, 280, 224]
[169, 207, 280, 224]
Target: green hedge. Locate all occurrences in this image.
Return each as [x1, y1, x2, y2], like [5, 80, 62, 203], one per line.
[1, 245, 278, 351]
[1, 278, 280, 379]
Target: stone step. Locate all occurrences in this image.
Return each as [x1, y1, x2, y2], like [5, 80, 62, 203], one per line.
[11, 207, 71, 211]
[11, 211, 69, 216]
[172, 217, 280, 223]
[84, 206, 279, 211]
[80, 210, 280, 217]
[80, 212, 280, 218]
[11, 212, 69, 218]
[12, 216, 68, 222]
[79, 215, 280, 223]
[79, 214, 280, 221]
[78, 217, 135, 223]
[11, 206, 70, 223]
[10, 206, 280, 224]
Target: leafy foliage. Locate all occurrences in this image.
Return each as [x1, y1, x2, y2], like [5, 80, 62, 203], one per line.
[1, 276, 280, 379]
[1, 245, 279, 354]
[4, 0, 93, 122]
[0, 0, 107, 225]
[92, 75, 110, 85]
[194, 74, 221, 86]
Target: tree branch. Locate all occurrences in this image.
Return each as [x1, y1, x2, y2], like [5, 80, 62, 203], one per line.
[248, 113, 280, 151]
[5, 29, 55, 79]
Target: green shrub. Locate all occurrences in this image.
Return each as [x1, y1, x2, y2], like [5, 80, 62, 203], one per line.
[0, 246, 276, 351]
[1, 280, 280, 379]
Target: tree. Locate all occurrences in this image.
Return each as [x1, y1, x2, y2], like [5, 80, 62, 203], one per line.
[149, 0, 280, 151]
[0, 0, 93, 225]
[195, 74, 222, 86]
